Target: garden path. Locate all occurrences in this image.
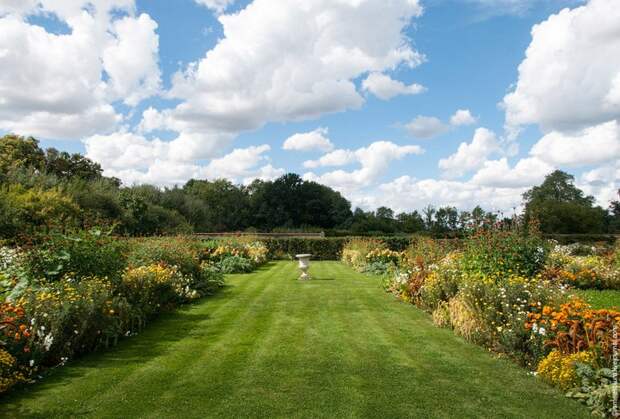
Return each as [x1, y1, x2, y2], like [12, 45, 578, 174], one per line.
[2, 261, 589, 418]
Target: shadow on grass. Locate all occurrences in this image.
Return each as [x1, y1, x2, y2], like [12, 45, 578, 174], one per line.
[0, 286, 234, 417]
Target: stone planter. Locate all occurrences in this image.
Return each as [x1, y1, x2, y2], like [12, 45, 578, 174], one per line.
[295, 254, 312, 280]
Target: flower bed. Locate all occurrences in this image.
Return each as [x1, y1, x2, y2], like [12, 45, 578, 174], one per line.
[200, 239, 269, 273]
[342, 231, 620, 416]
[0, 232, 226, 394]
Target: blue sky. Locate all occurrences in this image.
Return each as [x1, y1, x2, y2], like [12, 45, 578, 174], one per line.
[1, 0, 618, 212]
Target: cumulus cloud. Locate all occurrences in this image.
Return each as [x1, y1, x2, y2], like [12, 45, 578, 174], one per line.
[578, 161, 620, 206]
[203, 144, 284, 182]
[0, 1, 160, 139]
[372, 176, 525, 213]
[530, 120, 620, 167]
[194, 0, 236, 13]
[303, 141, 423, 194]
[450, 109, 478, 126]
[503, 0, 620, 133]
[471, 157, 553, 188]
[438, 128, 500, 178]
[84, 132, 280, 186]
[405, 108, 477, 139]
[282, 127, 334, 152]
[362, 72, 425, 100]
[303, 149, 357, 169]
[405, 116, 448, 139]
[149, 0, 424, 137]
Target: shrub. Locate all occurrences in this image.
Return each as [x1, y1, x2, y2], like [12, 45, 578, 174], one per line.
[455, 274, 566, 364]
[461, 229, 548, 280]
[16, 277, 129, 366]
[121, 264, 188, 320]
[341, 238, 386, 272]
[200, 239, 268, 273]
[537, 349, 598, 391]
[127, 236, 201, 279]
[23, 229, 127, 284]
[216, 255, 255, 274]
[566, 363, 617, 417]
[418, 254, 463, 311]
[543, 249, 620, 290]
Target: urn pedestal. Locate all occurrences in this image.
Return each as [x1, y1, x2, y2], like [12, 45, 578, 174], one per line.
[295, 254, 312, 280]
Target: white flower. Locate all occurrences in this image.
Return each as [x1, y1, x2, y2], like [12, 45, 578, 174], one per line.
[538, 327, 546, 336]
[43, 334, 54, 351]
[29, 360, 35, 367]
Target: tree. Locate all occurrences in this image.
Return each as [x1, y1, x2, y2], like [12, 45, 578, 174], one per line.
[0, 134, 45, 180]
[44, 148, 103, 181]
[396, 211, 425, 233]
[523, 170, 607, 233]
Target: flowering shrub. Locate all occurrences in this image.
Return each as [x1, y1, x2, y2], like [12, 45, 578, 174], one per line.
[526, 299, 620, 363]
[537, 349, 597, 390]
[121, 264, 188, 319]
[0, 235, 228, 394]
[544, 246, 620, 290]
[127, 236, 202, 279]
[354, 231, 619, 416]
[341, 238, 385, 272]
[365, 248, 402, 265]
[23, 229, 128, 284]
[201, 240, 268, 273]
[460, 229, 548, 280]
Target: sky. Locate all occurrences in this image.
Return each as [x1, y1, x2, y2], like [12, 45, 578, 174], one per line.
[0, 0, 619, 213]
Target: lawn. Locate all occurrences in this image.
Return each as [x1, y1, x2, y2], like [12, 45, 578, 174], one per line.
[572, 289, 620, 309]
[2, 261, 590, 418]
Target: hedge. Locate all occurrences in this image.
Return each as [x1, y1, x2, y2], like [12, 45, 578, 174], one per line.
[261, 237, 416, 260]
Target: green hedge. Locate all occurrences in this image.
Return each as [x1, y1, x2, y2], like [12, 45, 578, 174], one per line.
[261, 237, 416, 260]
[543, 234, 618, 245]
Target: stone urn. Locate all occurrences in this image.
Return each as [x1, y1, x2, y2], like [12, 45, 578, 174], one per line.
[295, 254, 312, 280]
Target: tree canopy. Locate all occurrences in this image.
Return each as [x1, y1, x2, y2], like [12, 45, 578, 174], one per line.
[1, 134, 618, 239]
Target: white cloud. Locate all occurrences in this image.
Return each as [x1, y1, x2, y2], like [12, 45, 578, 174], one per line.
[102, 13, 161, 106]
[502, 0, 620, 133]
[438, 127, 500, 178]
[303, 141, 423, 194]
[303, 149, 357, 169]
[361, 72, 425, 100]
[0, 1, 160, 139]
[405, 116, 448, 139]
[578, 161, 620, 206]
[282, 127, 334, 152]
[530, 119, 620, 167]
[84, 132, 280, 186]
[374, 176, 525, 213]
[203, 144, 270, 178]
[150, 0, 424, 137]
[471, 157, 553, 188]
[450, 109, 477, 126]
[194, 0, 236, 13]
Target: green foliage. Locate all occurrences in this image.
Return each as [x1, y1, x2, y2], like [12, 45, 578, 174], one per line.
[126, 236, 202, 279]
[566, 363, 617, 418]
[0, 185, 80, 238]
[23, 229, 127, 283]
[265, 237, 348, 260]
[524, 170, 608, 234]
[460, 228, 549, 279]
[216, 255, 255, 273]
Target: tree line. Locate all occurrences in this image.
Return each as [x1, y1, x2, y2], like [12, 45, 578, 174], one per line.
[0, 134, 618, 239]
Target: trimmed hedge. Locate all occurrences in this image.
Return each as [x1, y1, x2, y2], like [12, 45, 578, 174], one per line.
[261, 236, 416, 260]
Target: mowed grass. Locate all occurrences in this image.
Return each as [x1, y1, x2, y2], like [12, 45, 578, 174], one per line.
[572, 289, 620, 309]
[2, 262, 590, 418]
